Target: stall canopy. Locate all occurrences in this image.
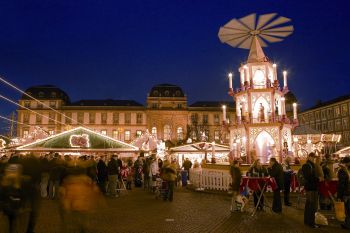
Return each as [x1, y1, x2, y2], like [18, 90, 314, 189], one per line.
[170, 142, 230, 153]
[335, 147, 350, 157]
[16, 126, 139, 153]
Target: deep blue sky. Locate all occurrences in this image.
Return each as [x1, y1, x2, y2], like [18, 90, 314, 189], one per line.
[0, 0, 349, 130]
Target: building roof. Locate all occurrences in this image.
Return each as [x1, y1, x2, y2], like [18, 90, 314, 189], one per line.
[22, 85, 70, 102]
[16, 126, 139, 152]
[302, 94, 350, 112]
[189, 101, 235, 108]
[148, 84, 185, 98]
[68, 99, 144, 107]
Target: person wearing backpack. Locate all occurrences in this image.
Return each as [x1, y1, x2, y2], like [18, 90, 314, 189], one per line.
[302, 152, 320, 228]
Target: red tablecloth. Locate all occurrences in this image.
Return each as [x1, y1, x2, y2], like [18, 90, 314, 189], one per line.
[240, 176, 277, 193]
[319, 180, 338, 197]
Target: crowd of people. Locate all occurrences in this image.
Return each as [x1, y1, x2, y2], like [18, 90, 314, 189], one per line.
[229, 153, 350, 230]
[0, 152, 189, 233]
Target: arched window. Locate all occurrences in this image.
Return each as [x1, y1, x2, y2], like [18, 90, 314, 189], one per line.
[177, 127, 183, 140]
[253, 69, 266, 88]
[163, 125, 171, 140]
[151, 127, 157, 136]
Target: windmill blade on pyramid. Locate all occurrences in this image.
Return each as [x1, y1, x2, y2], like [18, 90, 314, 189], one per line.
[218, 13, 294, 49]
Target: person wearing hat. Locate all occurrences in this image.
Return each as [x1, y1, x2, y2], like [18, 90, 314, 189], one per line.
[337, 156, 350, 229]
[302, 152, 320, 228]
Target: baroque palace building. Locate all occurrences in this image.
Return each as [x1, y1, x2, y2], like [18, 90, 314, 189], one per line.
[16, 83, 297, 146]
[298, 95, 350, 146]
[16, 84, 235, 145]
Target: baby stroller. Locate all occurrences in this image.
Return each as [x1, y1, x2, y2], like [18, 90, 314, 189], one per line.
[154, 177, 168, 200]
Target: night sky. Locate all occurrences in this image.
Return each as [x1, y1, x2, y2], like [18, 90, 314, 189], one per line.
[0, 0, 349, 131]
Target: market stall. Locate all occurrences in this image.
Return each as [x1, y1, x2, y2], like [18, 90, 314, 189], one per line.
[16, 126, 139, 157]
[170, 142, 230, 166]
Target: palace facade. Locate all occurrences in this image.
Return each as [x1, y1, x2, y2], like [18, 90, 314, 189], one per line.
[298, 95, 350, 146]
[17, 84, 235, 145]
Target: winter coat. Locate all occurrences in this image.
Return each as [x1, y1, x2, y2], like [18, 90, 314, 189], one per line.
[337, 165, 350, 200]
[97, 160, 108, 182]
[302, 160, 319, 191]
[161, 162, 177, 182]
[107, 159, 119, 176]
[268, 162, 284, 190]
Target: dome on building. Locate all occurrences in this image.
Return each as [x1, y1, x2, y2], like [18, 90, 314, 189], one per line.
[148, 84, 185, 98]
[21, 85, 70, 102]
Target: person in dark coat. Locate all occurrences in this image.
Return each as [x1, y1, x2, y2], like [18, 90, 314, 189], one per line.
[282, 156, 293, 206]
[337, 156, 350, 229]
[107, 155, 119, 197]
[248, 159, 268, 210]
[229, 160, 242, 212]
[268, 157, 284, 213]
[302, 152, 320, 228]
[97, 156, 108, 194]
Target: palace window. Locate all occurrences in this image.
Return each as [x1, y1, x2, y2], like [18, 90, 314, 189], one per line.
[49, 101, 56, 108]
[335, 119, 342, 131]
[24, 101, 30, 108]
[65, 112, 72, 124]
[36, 115, 42, 124]
[89, 113, 95, 124]
[101, 113, 107, 124]
[321, 110, 326, 119]
[327, 108, 333, 118]
[177, 103, 182, 109]
[48, 130, 54, 135]
[23, 129, 29, 138]
[315, 111, 320, 121]
[214, 114, 220, 125]
[49, 113, 55, 124]
[136, 130, 142, 138]
[125, 113, 131, 124]
[112, 130, 119, 139]
[124, 130, 131, 141]
[342, 104, 348, 116]
[151, 127, 157, 136]
[77, 112, 84, 124]
[322, 122, 327, 132]
[37, 103, 43, 109]
[316, 123, 321, 131]
[191, 113, 198, 124]
[177, 127, 183, 140]
[151, 103, 158, 109]
[136, 113, 143, 124]
[101, 130, 107, 135]
[342, 118, 349, 130]
[23, 113, 30, 123]
[164, 125, 171, 140]
[113, 112, 119, 124]
[328, 121, 334, 131]
[335, 106, 341, 118]
[203, 114, 208, 124]
[214, 130, 220, 141]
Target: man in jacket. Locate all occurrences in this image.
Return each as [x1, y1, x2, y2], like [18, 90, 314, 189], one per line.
[268, 157, 284, 213]
[282, 156, 293, 206]
[337, 156, 350, 229]
[302, 152, 320, 228]
[107, 155, 119, 197]
[161, 159, 177, 202]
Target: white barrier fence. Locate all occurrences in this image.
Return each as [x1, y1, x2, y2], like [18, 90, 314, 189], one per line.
[189, 168, 232, 191]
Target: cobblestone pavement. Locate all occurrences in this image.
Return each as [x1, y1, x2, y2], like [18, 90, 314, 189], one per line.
[0, 186, 349, 233]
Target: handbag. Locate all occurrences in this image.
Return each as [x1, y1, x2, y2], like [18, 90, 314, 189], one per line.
[328, 191, 346, 221]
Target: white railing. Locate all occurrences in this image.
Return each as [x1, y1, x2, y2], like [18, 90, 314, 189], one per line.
[189, 168, 232, 191]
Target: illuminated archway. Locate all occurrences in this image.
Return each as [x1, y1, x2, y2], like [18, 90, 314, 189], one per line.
[254, 131, 275, 163]
[253, 96, 270, 123]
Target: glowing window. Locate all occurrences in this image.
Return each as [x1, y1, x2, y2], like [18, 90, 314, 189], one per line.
[164, 125, 171, 140]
